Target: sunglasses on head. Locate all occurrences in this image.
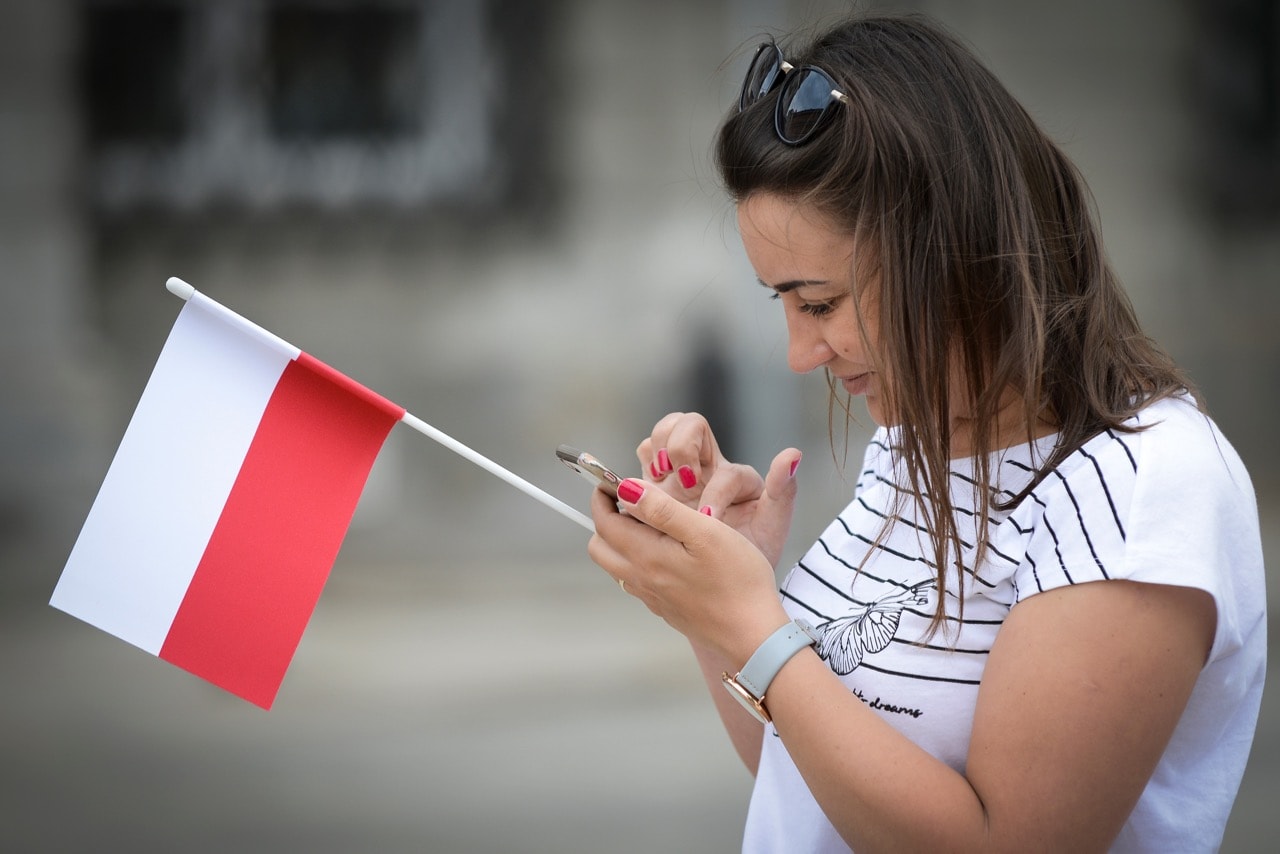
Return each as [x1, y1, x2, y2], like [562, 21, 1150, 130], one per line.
[738, 41, 850, 147]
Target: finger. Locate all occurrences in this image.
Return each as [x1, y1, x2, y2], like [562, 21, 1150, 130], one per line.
[646, 447, 674, 481]
[614, 477, 711, 548]
[638, 412, 687, 481]
[589, 480, 624, 528]
[586, 532, 644, 599]
[649, 411, 689, 443]
[697, 462, 765, 518]
[762, 448, 803, 505]
[586, 530, 622, 579]
[664, 413, 719, 473]
[587, 489, 638, 577]
[751, 449, 803, 561]
[589, 487, 677, 606]
[639, 412, 720, 491]
[590, 481, 666, 548]
[652, 414, 723, 497]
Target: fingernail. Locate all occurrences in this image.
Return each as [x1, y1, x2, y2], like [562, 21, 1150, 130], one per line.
[650, 459, 662, 478]
[699, 505, 713, 516]
[789, 455, 802, 478]
[617, 478, 645, 504]
[657, 448, 673, 473]
[678, 465, 697, 489]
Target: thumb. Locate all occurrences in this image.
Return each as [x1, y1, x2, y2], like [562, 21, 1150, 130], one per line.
[762, 449, 802, 512]
[753, 449, 802, 553]
[616, 477, 708, 544]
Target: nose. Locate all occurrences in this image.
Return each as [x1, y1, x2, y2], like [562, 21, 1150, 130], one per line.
[785, 313, 835, 374]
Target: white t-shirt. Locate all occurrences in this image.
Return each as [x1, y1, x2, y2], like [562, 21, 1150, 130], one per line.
[742, 395, 1267, 853]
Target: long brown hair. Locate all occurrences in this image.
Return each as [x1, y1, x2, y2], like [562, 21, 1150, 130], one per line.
[716, 13, 1198, 636]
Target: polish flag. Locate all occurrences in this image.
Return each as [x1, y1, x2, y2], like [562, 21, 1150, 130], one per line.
[50, 280, 405, 709]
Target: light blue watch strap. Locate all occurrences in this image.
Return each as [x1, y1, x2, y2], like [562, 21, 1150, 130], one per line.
[735, 618, 821, 699]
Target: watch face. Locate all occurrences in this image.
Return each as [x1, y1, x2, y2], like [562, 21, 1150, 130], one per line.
[722, 673, 771, 724]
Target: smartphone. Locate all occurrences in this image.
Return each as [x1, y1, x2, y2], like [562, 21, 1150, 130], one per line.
[556, 444, 623, 498]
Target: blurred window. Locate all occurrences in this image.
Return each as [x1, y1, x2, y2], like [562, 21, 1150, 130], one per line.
[266, 5, 424, 140]
[83, 4, 188, 145]
[78, 0, 547, 214]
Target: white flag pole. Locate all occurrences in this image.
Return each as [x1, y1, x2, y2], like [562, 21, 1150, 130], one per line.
[397, 412, 594, 533]
[165, 278, 596, 534]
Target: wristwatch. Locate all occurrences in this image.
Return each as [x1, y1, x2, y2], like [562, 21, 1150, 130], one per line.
[722, 618, 822, 724]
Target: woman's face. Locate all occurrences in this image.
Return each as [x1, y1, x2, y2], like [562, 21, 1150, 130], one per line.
[737, 193, 889, 426]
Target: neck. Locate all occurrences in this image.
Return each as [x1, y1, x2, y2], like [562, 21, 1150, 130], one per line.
[948, 391, 1057, 457]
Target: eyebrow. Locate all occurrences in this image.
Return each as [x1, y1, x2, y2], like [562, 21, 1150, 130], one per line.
[758, 277, 830, 294]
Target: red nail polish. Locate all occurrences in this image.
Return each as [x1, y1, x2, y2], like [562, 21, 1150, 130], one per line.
[617, 478, 645, 504]
[678, 465, 697, 489]
[699, 505, 713, 516]
[657, 448, 672, 473]
[650, 460, 662, 478]
[789, 456, 802, 478]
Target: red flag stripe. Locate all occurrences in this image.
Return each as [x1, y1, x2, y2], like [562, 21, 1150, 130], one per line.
[158, 353, 403, 708]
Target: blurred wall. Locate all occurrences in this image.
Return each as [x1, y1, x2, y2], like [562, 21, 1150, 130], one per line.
[3, 0, 1276, 582]
[0, 0, 101, 560]
[2, 1, 1277, 852]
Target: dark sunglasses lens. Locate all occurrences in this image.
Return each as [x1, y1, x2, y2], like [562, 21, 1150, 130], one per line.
[740, 44, 783, 111]
[777, 68, 838, 143]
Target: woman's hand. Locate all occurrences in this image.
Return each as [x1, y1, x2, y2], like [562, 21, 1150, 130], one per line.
[635, 412, 802, 569]
[587, 477, 791, 665]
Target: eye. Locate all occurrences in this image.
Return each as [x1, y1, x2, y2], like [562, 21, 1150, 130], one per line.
[798, 301, 836, 317]
[767, 291, 841, 317]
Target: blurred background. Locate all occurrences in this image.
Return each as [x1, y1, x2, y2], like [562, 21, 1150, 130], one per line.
[1, 0, 1275, 851]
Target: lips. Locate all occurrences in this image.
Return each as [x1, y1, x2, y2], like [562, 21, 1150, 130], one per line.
[840, 372, 872, 395]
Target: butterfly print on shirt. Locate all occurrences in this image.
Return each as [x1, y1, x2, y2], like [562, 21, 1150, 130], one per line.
[816, 580, 936, 675]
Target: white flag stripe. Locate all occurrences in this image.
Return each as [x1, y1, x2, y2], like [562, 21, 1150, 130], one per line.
[187, 290, 300, 363]
[51, 297, 296, 653]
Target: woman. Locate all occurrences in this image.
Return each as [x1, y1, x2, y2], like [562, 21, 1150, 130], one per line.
[586, 13, 1266, 853]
